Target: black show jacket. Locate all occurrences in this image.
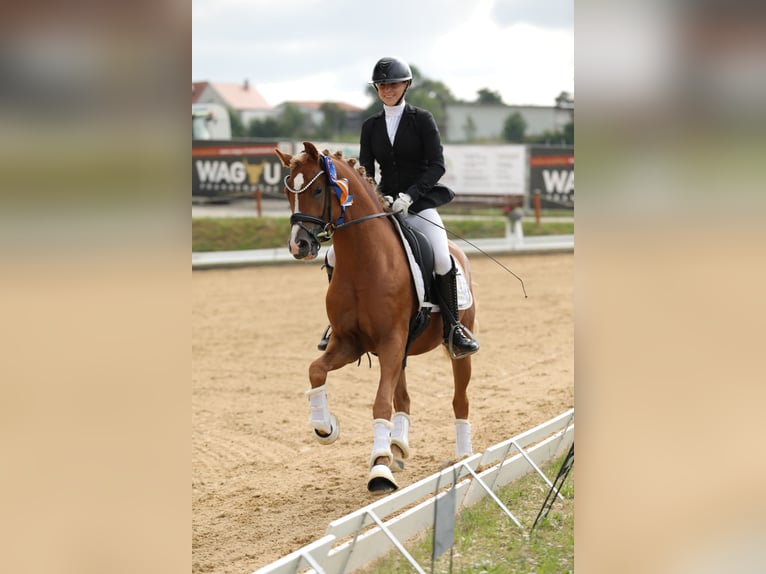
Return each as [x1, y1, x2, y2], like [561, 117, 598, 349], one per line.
[359, 103, 454, 213]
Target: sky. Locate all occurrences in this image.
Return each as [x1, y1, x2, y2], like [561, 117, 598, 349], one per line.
[192, 0, 573, 109]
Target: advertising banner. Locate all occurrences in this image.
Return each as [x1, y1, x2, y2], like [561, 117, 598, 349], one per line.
[529, 146, 574, 210]
[192, 140, 287, 199]
[440, 144, 526, 198]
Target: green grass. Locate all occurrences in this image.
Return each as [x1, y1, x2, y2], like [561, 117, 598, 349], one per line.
[191, 217, 573, 252]
[358, 453, 574, 574]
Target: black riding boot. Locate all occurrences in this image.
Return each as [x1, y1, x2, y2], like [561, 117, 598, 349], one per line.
[434, 258, 480, 359]
[317, 260, 334, 351]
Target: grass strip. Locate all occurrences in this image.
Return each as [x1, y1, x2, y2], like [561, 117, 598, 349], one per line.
[192, 217, 573, 252]
[359, 452, 574, 574]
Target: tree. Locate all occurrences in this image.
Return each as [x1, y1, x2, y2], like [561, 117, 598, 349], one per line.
[502, 112, 527, 142]
[563, 120, 574, 144]
[278, 102, 308, 136]
[555, 91, 574, 108]
[462, 115, 477, 142]
[227, 106, 247, 137]
[476, 88, 503, 105]
[316, 102, 346, 140]
[247, 116, 281, 138]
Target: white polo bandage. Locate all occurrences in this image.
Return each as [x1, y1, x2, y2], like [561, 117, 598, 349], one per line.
[305, 385, 332, 435]
[391, 412, 411, 459]
[455, 419, 473, 458]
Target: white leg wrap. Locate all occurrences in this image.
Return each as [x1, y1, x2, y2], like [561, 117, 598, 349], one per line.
[455, 419, 473, 458]
[369, 419, 393, 468]
[390, 412, 411, 459]
[305, 385, 332, 435]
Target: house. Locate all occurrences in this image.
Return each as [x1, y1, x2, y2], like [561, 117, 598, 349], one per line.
[443, 103, 574, 143]
[276, 100, 366, 134]
[192, 80, 274, 126]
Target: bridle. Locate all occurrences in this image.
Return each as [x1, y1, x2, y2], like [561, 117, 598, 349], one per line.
[284, 155, 391, 244]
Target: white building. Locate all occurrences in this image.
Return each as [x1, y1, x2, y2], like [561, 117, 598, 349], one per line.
[192, 80, 274, 126]
[444, 103, 573, 143]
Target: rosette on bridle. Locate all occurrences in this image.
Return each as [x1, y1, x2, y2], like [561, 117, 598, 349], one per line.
[319, 154, 353, 225]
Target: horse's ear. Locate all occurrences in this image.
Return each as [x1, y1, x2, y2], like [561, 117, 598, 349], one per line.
[275, 148, 292, 168]
[303, 141, 319, 160]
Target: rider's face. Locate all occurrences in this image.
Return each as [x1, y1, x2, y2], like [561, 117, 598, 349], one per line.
[375, 81, 408, 105]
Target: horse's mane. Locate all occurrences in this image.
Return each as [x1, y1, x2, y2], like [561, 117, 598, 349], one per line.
[321, 149, 388, 210]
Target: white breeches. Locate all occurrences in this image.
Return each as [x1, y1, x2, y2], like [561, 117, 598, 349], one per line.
[325, 208, 452, 275]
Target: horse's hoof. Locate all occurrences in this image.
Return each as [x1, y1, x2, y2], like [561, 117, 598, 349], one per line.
[368, 464, 398, 494]
[391, 458, 405, 473]
[313, 414, 340, 445]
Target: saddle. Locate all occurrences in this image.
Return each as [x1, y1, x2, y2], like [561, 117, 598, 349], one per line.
[393, 213, 435, 299]
[391, 213, 435, 363]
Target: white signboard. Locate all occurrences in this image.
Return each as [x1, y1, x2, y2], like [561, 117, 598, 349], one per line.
[440, 144, 526, 197]
[294, 142, 527, 198]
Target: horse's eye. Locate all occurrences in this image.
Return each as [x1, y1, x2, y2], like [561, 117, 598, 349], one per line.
[312, 186, 323, 198]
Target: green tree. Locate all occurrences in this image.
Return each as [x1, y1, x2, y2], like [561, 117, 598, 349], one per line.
[476, 88, 504, 104]
[227, 106, 247, 137]
[563, 120, 574, 144]
[247, 116, 281, 138]
[502, 112, 527, 142]
[555, 91, 574, 108]
[316, 102, 346, 140]
[278, 102, 308, 137]
[463, 115, 477, 142]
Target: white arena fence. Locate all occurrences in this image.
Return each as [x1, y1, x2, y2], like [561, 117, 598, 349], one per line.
[251, 408, 575, 574]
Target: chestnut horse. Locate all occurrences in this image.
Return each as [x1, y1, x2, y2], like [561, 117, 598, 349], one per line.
[275, 141, 477, 494]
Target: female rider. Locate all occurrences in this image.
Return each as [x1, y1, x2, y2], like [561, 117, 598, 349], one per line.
[318, 56, 479, 358]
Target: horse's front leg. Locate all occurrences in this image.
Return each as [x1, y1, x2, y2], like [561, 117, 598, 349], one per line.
[306, 341, 359, 444]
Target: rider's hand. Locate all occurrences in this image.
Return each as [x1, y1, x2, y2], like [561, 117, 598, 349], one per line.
[392, 193, 413, 215]
[383, 195, 394, 208]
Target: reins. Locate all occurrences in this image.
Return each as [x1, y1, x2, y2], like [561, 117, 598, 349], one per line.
[286, 154, 527, 299]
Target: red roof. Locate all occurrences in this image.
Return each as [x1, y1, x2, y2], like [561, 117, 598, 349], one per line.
[192, 82, 209, 103]
[286, 100, 363, 112]
[208, 81, 273, 110]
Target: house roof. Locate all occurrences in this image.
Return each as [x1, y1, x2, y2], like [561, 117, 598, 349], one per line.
[192, 82, 209, 104]
[208, 81, 273, 110]
[282, 100, 364, 112]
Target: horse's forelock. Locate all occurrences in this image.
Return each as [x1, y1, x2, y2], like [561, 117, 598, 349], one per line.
[289, 154, 303, 170]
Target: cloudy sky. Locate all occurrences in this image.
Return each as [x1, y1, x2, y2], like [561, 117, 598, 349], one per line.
[192, 0, 573, 109]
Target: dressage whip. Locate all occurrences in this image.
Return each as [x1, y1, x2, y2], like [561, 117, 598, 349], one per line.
[409, 211, 528, 298]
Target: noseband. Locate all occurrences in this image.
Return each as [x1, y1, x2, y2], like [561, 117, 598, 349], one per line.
[284, 163, 339, 243]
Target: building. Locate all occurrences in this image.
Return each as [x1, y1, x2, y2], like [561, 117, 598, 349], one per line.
[192, 80, 274, 126]
[276, 100, 365, 135]
[443, 103, 574, 143]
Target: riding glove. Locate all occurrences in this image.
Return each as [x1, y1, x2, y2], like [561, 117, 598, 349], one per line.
[391, 193, 413, 215]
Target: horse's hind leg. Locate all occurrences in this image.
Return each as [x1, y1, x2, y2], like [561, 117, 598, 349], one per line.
[390, 369, 411, 472]
[451, 355, 473, 458]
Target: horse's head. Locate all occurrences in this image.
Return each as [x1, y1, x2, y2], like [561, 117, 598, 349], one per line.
[275, 141, 355, 261]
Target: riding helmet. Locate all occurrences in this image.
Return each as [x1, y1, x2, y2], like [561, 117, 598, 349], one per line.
[370, 57, 412, 84]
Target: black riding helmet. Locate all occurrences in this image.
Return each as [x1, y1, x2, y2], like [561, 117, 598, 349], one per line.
[370, 57, 413, 85]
